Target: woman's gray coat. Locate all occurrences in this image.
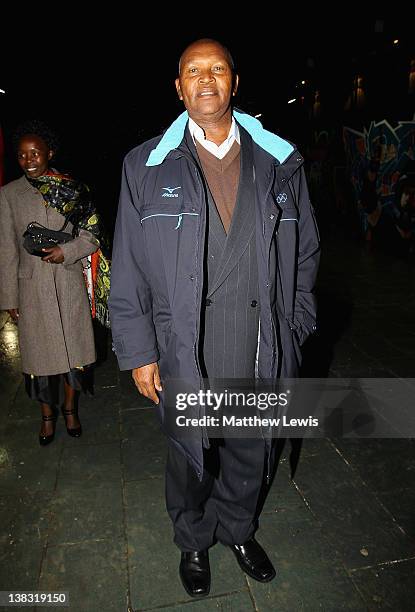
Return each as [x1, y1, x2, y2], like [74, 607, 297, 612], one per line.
[0, 175, 98, 376]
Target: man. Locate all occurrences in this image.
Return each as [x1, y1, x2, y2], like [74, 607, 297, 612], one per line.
[109, 39, 320, 597]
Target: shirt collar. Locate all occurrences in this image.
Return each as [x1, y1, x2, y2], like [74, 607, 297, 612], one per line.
[188, 115, 240, 148]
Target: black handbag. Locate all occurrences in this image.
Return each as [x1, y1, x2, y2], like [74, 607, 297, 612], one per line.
[23, 214, 74, 257]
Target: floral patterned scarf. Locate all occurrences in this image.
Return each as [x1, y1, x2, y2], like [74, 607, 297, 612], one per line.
[27, 172, 111, 328]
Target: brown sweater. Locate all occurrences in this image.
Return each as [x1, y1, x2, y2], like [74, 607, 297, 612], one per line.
[195, 140, 241, 234]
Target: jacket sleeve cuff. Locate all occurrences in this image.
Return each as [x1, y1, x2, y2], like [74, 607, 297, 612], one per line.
[112, 346, 160, 371]
[110, 311, 159, 371]
[292, 310, 317, 346]
[0, 294, 19, 311]
[61, 231, 99, 266]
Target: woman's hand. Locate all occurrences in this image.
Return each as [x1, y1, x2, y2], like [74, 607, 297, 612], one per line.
[41, 246, 65, 264]
[7, 309, 19, 322]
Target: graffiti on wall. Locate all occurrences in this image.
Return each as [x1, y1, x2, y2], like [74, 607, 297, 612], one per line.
[343, 120, 415, 254]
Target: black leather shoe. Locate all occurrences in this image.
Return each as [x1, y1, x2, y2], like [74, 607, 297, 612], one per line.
[179, 550, 210, 597]
[61, 406, 82, 438]
[39, 414, 57, 446]
[230, 538, 276, 582]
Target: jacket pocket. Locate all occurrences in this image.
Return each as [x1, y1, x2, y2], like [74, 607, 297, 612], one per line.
[18, 267, 33, 279]
[279, 206, 299, 223]
[141, 211, 199, 229]
[140, 201, 199, 229]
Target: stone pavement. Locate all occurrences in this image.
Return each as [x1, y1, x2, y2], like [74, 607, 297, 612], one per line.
[0, 234, 414, 611]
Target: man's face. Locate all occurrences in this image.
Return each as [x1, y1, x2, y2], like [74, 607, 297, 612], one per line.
[175, 41, 238, 123]
[17, 135, 53, 178]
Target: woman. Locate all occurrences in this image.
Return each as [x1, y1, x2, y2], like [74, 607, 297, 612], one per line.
[0, 120, 103, 445]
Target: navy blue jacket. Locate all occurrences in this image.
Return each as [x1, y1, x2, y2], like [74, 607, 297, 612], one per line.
[109, 110, 320, 478]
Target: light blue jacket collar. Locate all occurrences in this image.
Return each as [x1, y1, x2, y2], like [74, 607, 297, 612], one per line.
[145, 110, 294, 167]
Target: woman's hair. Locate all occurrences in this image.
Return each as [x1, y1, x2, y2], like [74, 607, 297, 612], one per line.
[12, 119, 60, 154]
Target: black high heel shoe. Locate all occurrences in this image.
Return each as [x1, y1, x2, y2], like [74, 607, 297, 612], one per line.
[61, 406, 82, 438]
[39, 414, 57, 446]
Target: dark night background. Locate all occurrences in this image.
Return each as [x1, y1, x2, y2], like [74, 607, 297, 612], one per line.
[1, 14, 413, 235]
[1, 15, 415, 609]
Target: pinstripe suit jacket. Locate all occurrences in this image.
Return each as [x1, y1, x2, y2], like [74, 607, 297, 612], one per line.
[198, 136, 259, 380]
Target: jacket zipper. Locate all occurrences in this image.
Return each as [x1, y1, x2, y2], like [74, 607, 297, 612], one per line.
[255, 163, 278, 379]
[166, 148, 206, 380]
[193, 164, 205, 378]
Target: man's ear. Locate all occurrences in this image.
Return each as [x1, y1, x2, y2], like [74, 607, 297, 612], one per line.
[175, 78, 183, 100]
[48, 150, 54, 160]
[232, 74, 239, 97]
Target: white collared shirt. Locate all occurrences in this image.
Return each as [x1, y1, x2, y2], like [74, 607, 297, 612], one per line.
[188, 116, 240, 160]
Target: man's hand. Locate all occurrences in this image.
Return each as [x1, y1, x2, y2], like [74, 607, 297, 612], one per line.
[132, 362, 162, 405]
[7, 308, 19, 323]
[41, 245, 65, 263]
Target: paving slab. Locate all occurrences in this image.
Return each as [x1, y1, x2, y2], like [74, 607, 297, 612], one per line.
[38, 538, 127, 612]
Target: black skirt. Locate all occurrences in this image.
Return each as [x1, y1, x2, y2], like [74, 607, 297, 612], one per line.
[24, 365, 94, 405]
